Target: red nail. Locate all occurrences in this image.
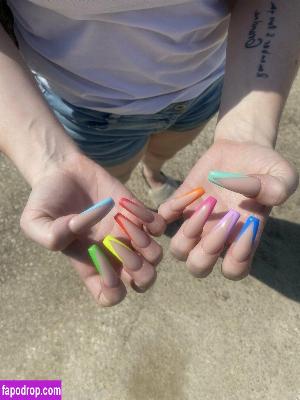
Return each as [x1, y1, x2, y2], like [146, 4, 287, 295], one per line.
[119, 197, 154, 223]
[114, 213, 151, 248]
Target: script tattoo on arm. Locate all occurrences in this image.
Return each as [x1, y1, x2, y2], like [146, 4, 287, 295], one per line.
[244, 1, 278, 79]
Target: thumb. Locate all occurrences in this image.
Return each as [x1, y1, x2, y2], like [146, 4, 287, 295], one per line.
[208, 163, 299, 206]
[20, 197, 115, 251]
[20, 211, 77, 251]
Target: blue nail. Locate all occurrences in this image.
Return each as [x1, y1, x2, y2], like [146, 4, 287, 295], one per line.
[237, 216, 260, 244]
[81, 197, 114, 215]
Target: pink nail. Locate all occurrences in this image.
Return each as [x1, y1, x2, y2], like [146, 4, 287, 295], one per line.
[183, 196, 217, 238]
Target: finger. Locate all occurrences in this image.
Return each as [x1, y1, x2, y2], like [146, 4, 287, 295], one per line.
[87, 244, 127, 306]
[208, 171, 260, 197]
[254, 172, 298, 206]
[124, 260, 157, 292]
[131, 239, 163, 266]
[208, 168, 299, 206]
[183, 196, 217, 238]
[170, 196, 217, 261]
[145, 212, 166, 236]
[221, 216, 260, 280]
[114, 213, 151, 248]
[102, 235, 157, 292]
[119, 197, 154, 223]
[20, 197, 114, 251]
[119, 197, 166, 236]
[20, 210, 76, 251]
[102, 235, 143, 271]
[68, 197, 114, 234]
[114, 213, 163, 265]
[158, 187, 205, 223]
[186, 210, 240, 278]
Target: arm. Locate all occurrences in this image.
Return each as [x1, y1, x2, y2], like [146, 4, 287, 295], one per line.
[0, 24, 80, 186]
[0, 24, 165, 306]
[216, 0, 300, 147]
[159, 0, 299, 281]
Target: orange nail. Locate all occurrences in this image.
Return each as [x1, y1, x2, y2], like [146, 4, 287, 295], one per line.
[171, 187, 205, 211]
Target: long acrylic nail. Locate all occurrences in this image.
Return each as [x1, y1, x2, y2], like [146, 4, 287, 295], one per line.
[81, 197, 114, 214]
[183, 196, 217, 238]
[208, 171, 260, 197]
[103, 235, 142, 271]
[171, 187, 205, 211]
[119, 198, 154, 223]
[69, 197, 114, 233]
[231, 216, 260, 262]
[114, 213, 151, 248]
[201, 209, 240, 254]
[88, 244, 119, 288]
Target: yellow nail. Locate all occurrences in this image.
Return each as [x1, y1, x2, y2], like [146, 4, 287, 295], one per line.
[102, 234, 131, 262]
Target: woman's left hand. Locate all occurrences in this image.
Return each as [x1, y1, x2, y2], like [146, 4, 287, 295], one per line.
[159, 139, 298, 280]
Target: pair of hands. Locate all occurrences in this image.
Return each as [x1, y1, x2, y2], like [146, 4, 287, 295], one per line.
[20, 139, 298, 307]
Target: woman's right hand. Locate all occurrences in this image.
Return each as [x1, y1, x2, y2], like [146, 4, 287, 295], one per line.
[19, 152, 166, 307]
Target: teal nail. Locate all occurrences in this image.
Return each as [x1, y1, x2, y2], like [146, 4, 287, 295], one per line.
[81, 197, 114, 215]
[208, 171, 247, 187]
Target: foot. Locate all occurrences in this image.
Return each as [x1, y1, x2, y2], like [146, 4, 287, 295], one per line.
[141, 164, 181, 208]
[142, 164, 168, 189]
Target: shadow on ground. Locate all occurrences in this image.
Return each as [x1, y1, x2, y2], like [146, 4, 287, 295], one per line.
[251, 217, 300, 303]
[165, 216, 300, 303]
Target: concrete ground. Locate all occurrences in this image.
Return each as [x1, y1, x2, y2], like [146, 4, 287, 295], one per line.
[0, 74, 300, 400]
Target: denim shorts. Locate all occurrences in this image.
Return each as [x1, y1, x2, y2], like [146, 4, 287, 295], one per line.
[36, 75, 224, 167]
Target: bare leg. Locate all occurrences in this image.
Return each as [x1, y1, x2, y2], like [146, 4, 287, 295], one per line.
[103, 123, 206, 186]
[142, 124, 206, 188]
[105, 141, 149, 183]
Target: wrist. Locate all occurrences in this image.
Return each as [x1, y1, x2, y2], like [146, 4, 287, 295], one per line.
[1, 116, 82, 187]
[27, 141, 83, 188]
[215, 114, 278, 148]
[27, 135, 82, 188]
[215, 89, 283, 148]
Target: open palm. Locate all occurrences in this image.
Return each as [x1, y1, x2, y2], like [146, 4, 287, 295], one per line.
[20, 153, 164, 306]
[159, 139, 298, 279]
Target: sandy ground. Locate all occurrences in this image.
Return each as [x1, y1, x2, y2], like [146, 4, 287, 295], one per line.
[0, 74, 299, 400]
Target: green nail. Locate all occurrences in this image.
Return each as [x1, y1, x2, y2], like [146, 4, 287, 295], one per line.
[208, 171, 247, 187]
[88, 244, 104, 275]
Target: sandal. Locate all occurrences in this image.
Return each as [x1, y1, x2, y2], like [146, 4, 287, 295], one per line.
[141, 167, 181, 209]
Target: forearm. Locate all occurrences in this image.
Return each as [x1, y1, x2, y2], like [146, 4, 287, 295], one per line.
[215, 0, 300, 147]
[0, 25, 80, 187]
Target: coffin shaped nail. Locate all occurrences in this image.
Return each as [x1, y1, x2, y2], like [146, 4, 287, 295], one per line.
[103, 234, 142, 270]
[171, 187, 205, 211]
[69, 197, 114, 233]
[183, 196, 217, 238]
[114, 213, 151, 248]
[119, 198, 154, 223]
[88, 244, 119, 287]
[231, 216, 260, 262]
[201, 209, 240, 255]
[208, 171, 260, 197]
[81, 197, 114, 215]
